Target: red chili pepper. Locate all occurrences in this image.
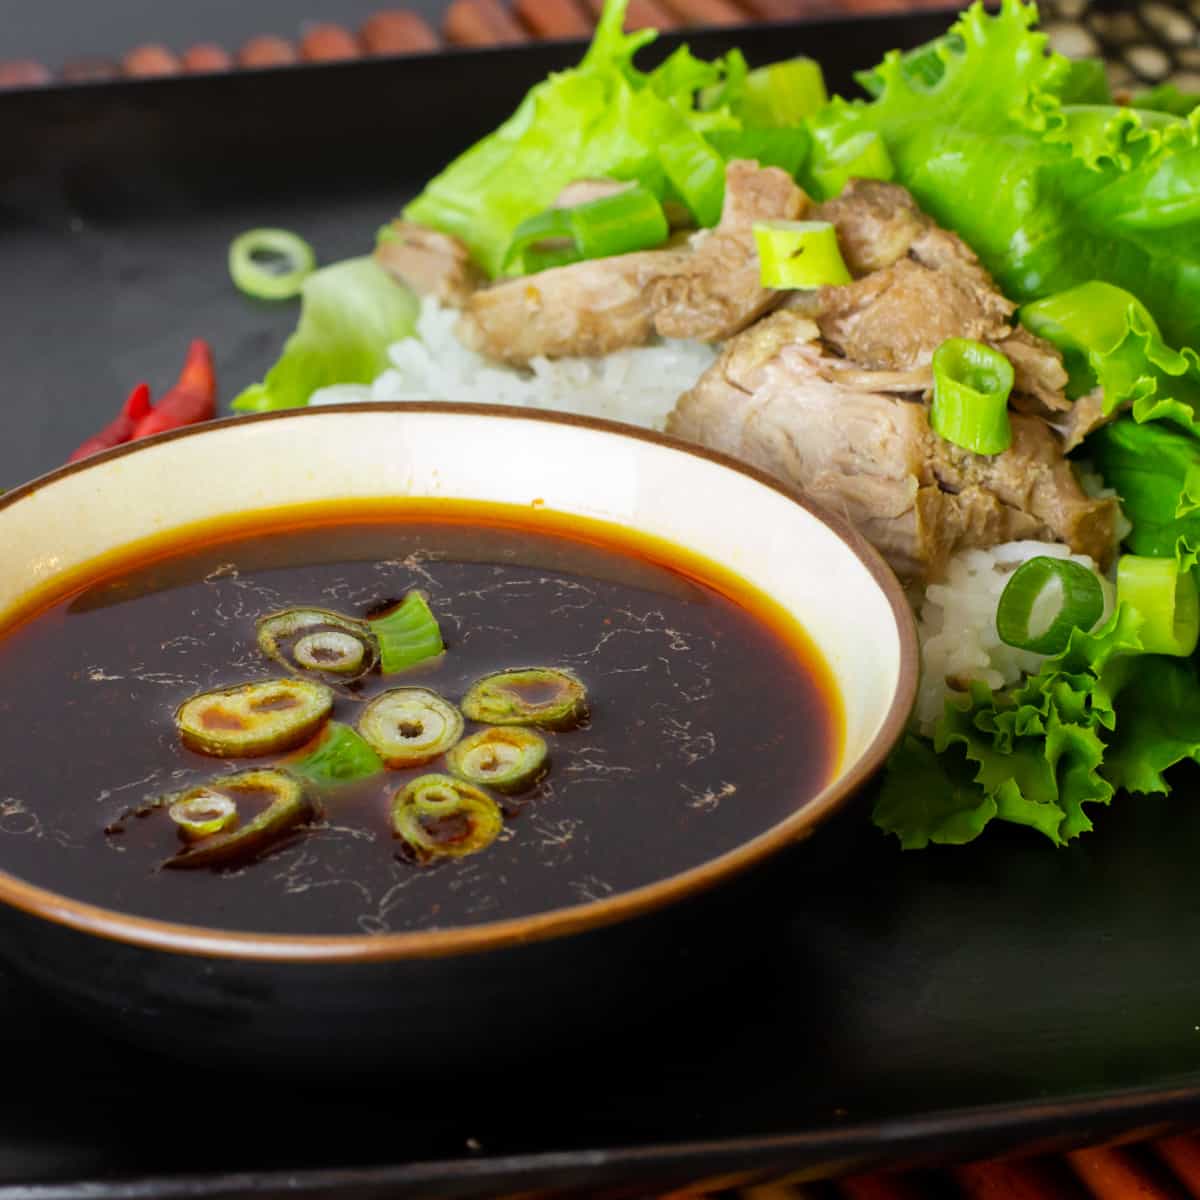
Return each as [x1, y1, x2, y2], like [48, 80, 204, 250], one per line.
[67, 382, 153, 462]
[130, 339, 217, 440]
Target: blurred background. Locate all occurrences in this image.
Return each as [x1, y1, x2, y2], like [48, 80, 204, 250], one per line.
[4, 0, 1191, 93]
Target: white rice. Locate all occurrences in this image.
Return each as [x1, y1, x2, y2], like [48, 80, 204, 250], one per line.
[310, 296, 718, 430]
[913, 541, 1115, 733]
[312, 297, 1123, 734]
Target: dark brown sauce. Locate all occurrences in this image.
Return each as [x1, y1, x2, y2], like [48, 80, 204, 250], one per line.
[0, 503, 842, 936]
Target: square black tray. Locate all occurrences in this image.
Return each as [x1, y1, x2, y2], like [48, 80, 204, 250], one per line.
[5, 14, 1200, 1197]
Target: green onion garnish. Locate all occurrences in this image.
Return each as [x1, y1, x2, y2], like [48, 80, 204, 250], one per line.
[738, 58, 828, 127]
[753, 220, 852, 290]
[807, 127, 895, 201]
[503, 185, 670, 274]
[392, 774, 503, 865]
[228, 228, 317, 300]
[285, 722, 384, 788]
[996, 557, 1105, 656]
[446, 726, 548, 794]
[168, 790, 239, 841]
[368, 591, 444, 675]
[930, 338, 1014, 456]
[1117, 554, 1200, 657]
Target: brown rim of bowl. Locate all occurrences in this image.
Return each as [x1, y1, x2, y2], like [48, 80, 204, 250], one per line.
[0, 402, 919, 963]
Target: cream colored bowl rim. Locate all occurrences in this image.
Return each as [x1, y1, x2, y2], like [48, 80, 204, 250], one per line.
[0, 403, 919, 962]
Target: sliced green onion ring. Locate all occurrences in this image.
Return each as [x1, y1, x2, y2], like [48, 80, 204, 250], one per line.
[503, 185, 669, 274]
[810, 130, 895, 200]
[257, 608, 379, 682]
[357, 687, 465, 767]
[930, 338, 1014, 456]
[753, 220, 852, 290]
[738, 58, 828, 127]
[175, 678, 333, 758]
[391, 774, 503, 864]
[284, 722, 385, 788]
[1117, 554, 1200, 657]
[165, 769, 313, 870]
[368, 592, 445, 674]
[229, 228, 316, 300]
[462, 667, 588, 730]
[996, 556, 1105, 655]
[446, 726, 548, 794]
[168, 790, 239, 842]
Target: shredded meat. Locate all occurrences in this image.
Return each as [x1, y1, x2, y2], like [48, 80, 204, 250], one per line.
[667, 310, 1116, 581]
[375, 221, 484, 309]
[458, 160, 807, 365]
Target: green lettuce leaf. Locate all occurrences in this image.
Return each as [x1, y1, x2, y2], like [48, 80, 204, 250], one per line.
[1132, 84, 1200, 118]
[402, 0, 779, 276]
[233, 258, 416, 413]
[1019, 281, 1200, 433]
[1086, 416, 1200, 559]
[832, 0, 1200, 349]
[875, 606, 1145, 848]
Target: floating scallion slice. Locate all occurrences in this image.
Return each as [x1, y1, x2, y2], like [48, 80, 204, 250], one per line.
[1117, 555, 1200, 657]
[168, 790, 239, 842]
[368, 592, 444, 674]
[446, 727, 548, 794]
[753, 220, 852, 290]
[503, 185, 669, 274]
[357, 687, 464, 767]
[391, 774, 503, 864]
[257, 608, 379, 682]
[930, 338, 1014, 456]
[229, 228, 316, 300]
[284, 722, 385, 788]
[175, 679, 333, 757]
[461, 668, 588, 730]
[996, 556, 1105, 656]
[164, 769, 313, 870]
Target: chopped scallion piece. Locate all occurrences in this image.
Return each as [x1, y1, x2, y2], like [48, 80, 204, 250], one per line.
[164, 769, 313, 870]
[175, 679, 333, 758]
[1117, 554, 1200, 657]
[996, 556, 1105, 655]
[284, 722, 385, 788]
[228, 228, 316, 300]
[256, 608, 379, 683]
[753, 220, 852, 290]
[503, 185, 669, 273]
[462, 667, 588, 730]
[446, 726, 548, 794]
[930, 338, 1014, 456]
[358, 687, 465, 767]
[168, 791, 239, 841]
[368, 592, 444, 674]
[392, 774, 503, 864]
[738, 58, 827, 127]
[808, 129, 895, 200]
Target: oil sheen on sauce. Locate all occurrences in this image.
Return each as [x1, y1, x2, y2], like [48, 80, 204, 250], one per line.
[0, 501, 842, 936]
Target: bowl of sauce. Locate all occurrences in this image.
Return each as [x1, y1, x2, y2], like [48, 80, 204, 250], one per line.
[0, 404, 916, 1071]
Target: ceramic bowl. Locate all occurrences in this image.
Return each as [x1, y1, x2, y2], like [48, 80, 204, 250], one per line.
[0, 404, 917, 1072]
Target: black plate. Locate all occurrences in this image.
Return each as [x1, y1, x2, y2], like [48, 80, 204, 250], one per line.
[5, 14, 1200, 1197]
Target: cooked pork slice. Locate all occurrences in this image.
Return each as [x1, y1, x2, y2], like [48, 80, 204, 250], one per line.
[554, 179, 634, 208]
[650, 159, 807, 341]
[458, 160, 805, 365]
[456, 248, 686, 365]
[814, 257, 1013, 372]
[375, 221, 483, 309]
[811, 182, 1075, 415]
[667, 312, 1116, 579]
[999, 325, 1072, 415]
[811, 179, 927, 276]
